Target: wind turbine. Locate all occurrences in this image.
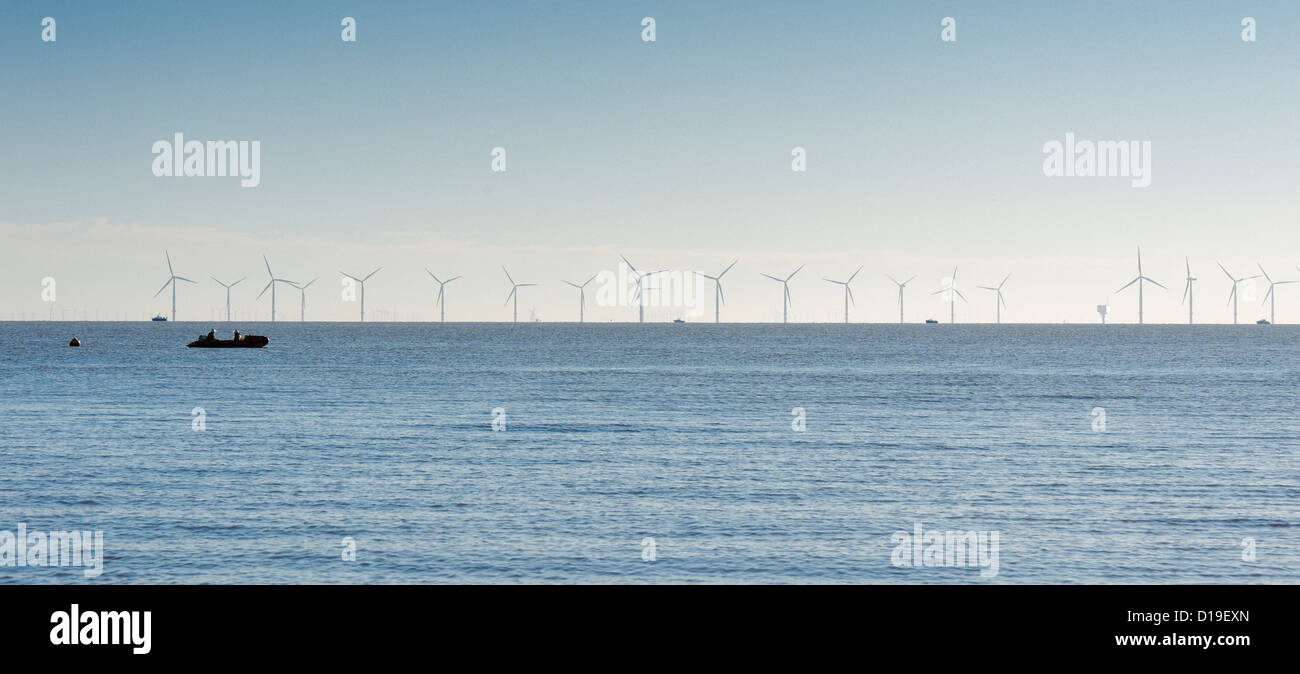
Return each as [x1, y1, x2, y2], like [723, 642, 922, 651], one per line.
[761, 265, 804, 324]
[563, 274, 599, 323]
[977, 273, 1012, 324]
[210, 276, 245, 322]
[887, 275, 915, 324]
[823, 266, 862, 323]
[291, 278, 318, 322]
[257, 255, 296, 322]
[1180, 258, 1196, 325]
[1217, 262, 1260, 325]
[1258, 264, 1293, 325]
[621, 255, 664, 323]
[1116, 247, 1165, 324]
[340, 267, 382, 322]
[930, 266, 968, 324]
[153, 251, 196, 321]
[503, 267, 536, 323]
[425, 269, 461, 323]
[694, 260, 737, 323]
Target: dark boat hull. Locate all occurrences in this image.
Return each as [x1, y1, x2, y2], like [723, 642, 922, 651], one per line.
[187, 336, 268, 348]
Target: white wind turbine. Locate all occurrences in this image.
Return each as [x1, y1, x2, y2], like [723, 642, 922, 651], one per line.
[503, 267, 536, 323]
[930, 266, 967, 324]
[1217, 262, 1260, 325]
[1116, 247, 1164, 324]
[761, 265, 804, 324]
[340, 267, 382, 322]
[823, 266, 862, 323]
[210, 276, 245, 322]
[977, 273, 1011, 324]
[563, 274, 599, 323]
[694, 260, 737, 324]
[887, 274, 915, 324]
[1258, 264, 1293, 325]
[291, 278, 318, 322]
[621, 255, 665, 323]
[257, 255, 296, 322]
[153, 251, 196, 321]
[1180, 258, 1196, 325]
[425, 269, 461, 323]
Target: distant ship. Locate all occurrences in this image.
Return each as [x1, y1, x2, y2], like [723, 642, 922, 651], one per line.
[151, 314, 167, 322]
[1257, 319, 1270, 325]
[673, 318, 685, 323]
[925, 318, 938, 324]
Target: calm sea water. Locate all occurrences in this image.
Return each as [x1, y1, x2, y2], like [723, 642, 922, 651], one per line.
[0, 321, 1296, 584]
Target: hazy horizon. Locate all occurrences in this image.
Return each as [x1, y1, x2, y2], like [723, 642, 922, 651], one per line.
[4, 1, 1298, 324]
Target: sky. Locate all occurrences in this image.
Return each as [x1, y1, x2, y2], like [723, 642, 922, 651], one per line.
[2, 1, 1298, 323]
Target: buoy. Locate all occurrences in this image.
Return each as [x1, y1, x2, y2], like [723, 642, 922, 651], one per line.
[68, 338, 81, 347]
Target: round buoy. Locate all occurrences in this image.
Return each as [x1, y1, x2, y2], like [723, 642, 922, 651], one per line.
[69, 338, 81, 347]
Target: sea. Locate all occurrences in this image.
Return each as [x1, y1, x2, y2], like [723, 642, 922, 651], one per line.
[0, 321, 1296, 584]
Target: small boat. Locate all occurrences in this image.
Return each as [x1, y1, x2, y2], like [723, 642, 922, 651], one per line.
[151, 315, 168, 322]
[673, 318, 685, 324]
[187, 335, 269, 348]
[925, 318, 939, 324]
[1257, 319, 1270, 325]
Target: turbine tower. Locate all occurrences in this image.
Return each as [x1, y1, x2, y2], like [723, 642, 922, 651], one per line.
[340, 267, 382, 322]
[1217, 262, 1260, 325]
[823, 266, 862, 323]
[563, 274, 599, 323]
[503, 267, 536, 323]
[425, 269, 461, 323]
[210, 276, 245, 322]
[291, 278, 318, 322]
[977, 273, 1012, 324]
[153, 251, 195, 321]
[257, 255, 296, 322]
[1258, 264, 1293, 325]
[930, 266, 968, 324]
[695, 260, 737, 323]
[887, 274, 915, 324]
[621, 255, 664, 323]
[1180, 258, 1196, 325]
[1116, 247, 1165, 324]
[760, 265, 804, 324]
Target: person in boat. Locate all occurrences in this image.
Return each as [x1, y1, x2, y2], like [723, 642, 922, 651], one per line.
[233, 329, 241, 341]
[206, 329, 216, 341]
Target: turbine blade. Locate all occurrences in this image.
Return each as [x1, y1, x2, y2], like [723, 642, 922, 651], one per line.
[1000, 273, 1011, 288]
[1218, 261, 1233, 281]
[153, 278, 173, 297]
[504, 287, 516, 305]
[761, 273, 782, 282]
[1181, 280, 1189, 305]
[1143, 277, 1167, 290]
[904, 276, 915, 285]
[620, 255, 638, 275]
[848, 266, 863, 283]
[719, 260, 737, 278]
[1263, 285, 1273, 304]
[363, 267, 382, 282]
[787, 264, 805, 281]
[446, 276, 461, 284]
[584, 274, 598, 286]
[257, 280, 273, 299]
[502, 267, 515, 285]
[954, 289, 968, 302]
[718, 282, 726, 306]
[233, 277, 245, 286]
[886, 273, 900, 285]
[847, 286, 856, 306]
[165, 250, 174, 276]
[1258, 263, 1271, 284]
[264, 255, 273, 277]
[174, 276, 196, 283]
[426, 268, 439, 283]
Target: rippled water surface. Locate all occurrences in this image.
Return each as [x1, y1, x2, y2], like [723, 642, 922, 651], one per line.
[1, 322, 1296, 583]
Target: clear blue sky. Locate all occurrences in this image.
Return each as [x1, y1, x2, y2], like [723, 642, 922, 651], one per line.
[2, 1, 1298, 322]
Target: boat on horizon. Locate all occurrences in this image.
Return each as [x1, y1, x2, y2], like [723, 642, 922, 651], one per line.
[1257, 319, 1270, 325]
[925, 319, 939, 324]
[151, 314, 167, 322]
